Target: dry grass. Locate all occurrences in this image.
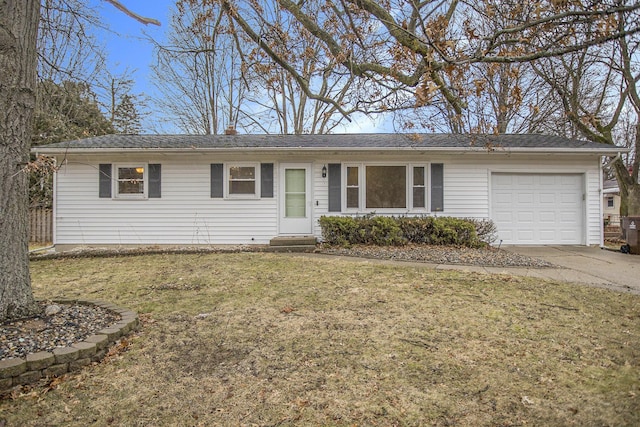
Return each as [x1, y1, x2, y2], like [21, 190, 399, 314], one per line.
[1, 252, 639, 426]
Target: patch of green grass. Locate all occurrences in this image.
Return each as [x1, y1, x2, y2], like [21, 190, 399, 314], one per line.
[1, 252, 638, 426]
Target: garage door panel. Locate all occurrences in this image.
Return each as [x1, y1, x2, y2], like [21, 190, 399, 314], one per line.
[518, 193, 534, 204]
[491, 173, 583, 245]
[539, 175, 556, 185]
[539, 192, 557, 204]
[539, 232, 557, 243]
[517, 211, 534, 223]
[517, 230, 534, 241]
[539, 211, 556, 223]
[516, 175, 535, 186]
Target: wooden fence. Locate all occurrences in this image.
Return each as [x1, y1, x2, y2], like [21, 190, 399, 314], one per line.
[30, 208, 53, 243]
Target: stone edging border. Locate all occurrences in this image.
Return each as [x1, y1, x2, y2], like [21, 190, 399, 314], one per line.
[0, 300, 139, 391]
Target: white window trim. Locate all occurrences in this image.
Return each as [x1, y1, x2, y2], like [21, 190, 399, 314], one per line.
[410, 164, 429, 211]
[344, 163, 360, 211]
[114, 163, 148, 199]
[225, 163, 260, 199]
[342, 163, 434, 213]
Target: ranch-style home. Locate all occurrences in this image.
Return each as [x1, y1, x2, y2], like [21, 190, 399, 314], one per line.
[33, 133, 621, 250]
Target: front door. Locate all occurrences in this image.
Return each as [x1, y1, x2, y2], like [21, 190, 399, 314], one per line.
[279, 164, 313, 235]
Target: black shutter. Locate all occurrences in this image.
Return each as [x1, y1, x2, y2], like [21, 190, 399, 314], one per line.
[431, 163, 444, 212]
[99, 164, 112, 198]
[260, 163, 274, 198]
[149, 164, 161, 198]
[210, 163, 224, 198]
[328, 163, 341, 212]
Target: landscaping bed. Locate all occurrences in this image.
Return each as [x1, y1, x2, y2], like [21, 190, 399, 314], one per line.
[320, 244, 554, 267]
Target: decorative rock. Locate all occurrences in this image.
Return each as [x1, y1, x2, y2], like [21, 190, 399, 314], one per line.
[0, 300, 139, 390]
[53, 347, 79, 364]
[45, 304, 62, 316]
[72, 342, 96, 359]
[26, 351, 54, 371]
[0, 358, 26, 379]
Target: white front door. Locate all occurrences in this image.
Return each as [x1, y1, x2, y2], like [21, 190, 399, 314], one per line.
[279, 163, 313, 235]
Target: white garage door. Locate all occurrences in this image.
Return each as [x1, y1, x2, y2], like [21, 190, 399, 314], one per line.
[491, 173, 583, 245]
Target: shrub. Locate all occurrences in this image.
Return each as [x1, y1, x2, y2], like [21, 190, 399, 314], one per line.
[319, 215, 487, 248]
[464, 218, 498, 245]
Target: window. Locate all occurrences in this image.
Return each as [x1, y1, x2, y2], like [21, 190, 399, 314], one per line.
[228, 165, 256, 196]
[116, 165, 146, 198]
[342, 163, 440, 212]
[99, 163, 161, 199]
[366, 166, 406, 208]
[607, 197, 614, 208]
[412, 166, 426, 208]
[346, 166, 359, 208]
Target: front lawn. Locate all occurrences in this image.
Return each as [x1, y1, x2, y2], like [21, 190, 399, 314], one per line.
[2, 252, 639, 426]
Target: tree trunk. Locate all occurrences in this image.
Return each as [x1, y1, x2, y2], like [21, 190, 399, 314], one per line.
[625, 183, 640, 217]
[0, 0, 40, 321]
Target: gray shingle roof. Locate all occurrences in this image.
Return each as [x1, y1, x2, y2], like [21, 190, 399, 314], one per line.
[32, 133, 622, 153]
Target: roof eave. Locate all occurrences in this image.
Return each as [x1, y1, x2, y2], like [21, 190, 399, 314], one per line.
[32, 145, 627, 155]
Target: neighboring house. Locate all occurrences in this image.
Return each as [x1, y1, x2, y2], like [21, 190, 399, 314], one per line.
[33, 133, 621, 250]
[603, 179, 621, 226]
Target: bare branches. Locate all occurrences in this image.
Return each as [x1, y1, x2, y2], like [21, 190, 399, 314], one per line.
[103, 0, 161, 26]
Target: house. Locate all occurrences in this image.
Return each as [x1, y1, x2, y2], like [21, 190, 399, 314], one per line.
[32, 133, 622, 250]
[603, 179, 621, 226]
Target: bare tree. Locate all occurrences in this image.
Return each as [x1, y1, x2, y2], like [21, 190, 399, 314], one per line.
[532, 10, 640, 216]
[238, 2, 357, 134]
[218, 0, 640, 119]
[38, 0, 106, 87]
[151, 1, 247, 134]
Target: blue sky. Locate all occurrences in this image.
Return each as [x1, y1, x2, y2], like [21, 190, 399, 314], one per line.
[90, 0, 174, 99]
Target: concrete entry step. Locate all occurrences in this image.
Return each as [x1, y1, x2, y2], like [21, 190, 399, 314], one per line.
[268, 236, 317, 252]
[269, 236, 317, 246]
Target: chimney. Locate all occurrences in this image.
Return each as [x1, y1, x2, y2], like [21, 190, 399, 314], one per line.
[225, 125, 237, 135]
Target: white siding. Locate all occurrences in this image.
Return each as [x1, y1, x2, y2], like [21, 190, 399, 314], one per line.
[55, 159, 277, 245]
[54, 153, 604, 247]
[310, 154, 603, 246]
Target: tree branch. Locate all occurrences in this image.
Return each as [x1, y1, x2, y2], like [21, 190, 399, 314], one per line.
[103, 0, 161, 26]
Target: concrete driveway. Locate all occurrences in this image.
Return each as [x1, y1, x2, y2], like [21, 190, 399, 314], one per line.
[503, 246, 640, 295]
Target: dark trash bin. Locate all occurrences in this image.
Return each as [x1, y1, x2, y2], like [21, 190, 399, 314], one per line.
[621, 216, 640, 255]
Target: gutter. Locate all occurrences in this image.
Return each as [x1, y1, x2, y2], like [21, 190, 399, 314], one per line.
[32, 146, 628, 156]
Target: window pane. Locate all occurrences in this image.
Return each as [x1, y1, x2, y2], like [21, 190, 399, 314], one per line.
[347, 167, 359, 186]
[286, 194, 306, 217]
[347, 188, 359, 208]
[366, 166, 406, 208]
[285, 169, 305, 193]
[119, 167, 144, 180]
[413, 187, 425, 208]
[413, 167, 425, 186]
[413, 167, 425, 208]
[118, 180, 144, 194]
[229, 166, 255, 180]
[230, 181, 255, 194]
